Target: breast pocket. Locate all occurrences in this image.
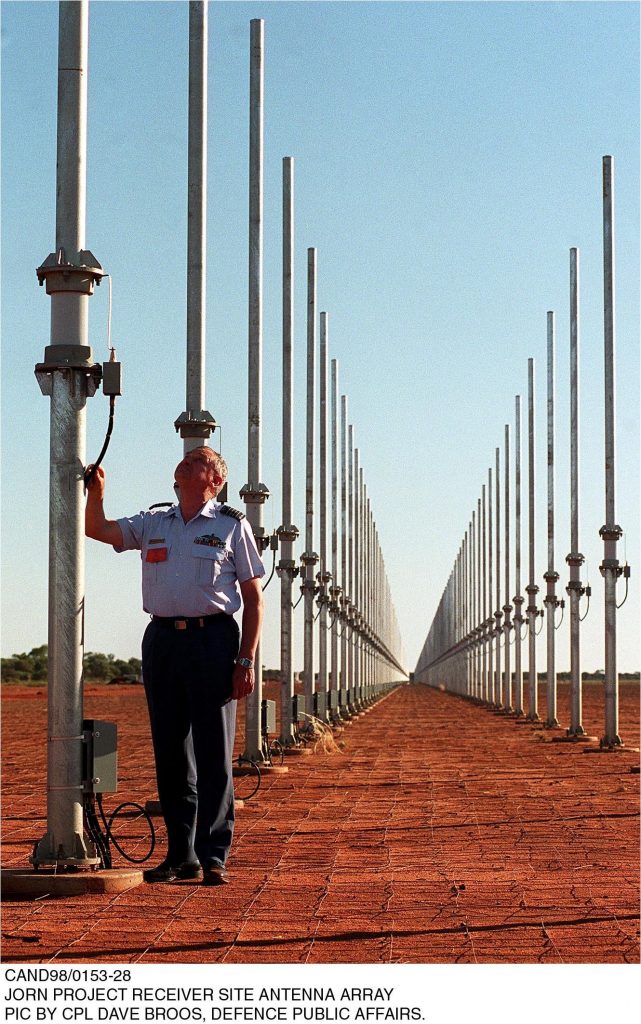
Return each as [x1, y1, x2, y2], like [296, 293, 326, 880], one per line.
[192, 545, 227, 585]
[142, 541, 172, 584]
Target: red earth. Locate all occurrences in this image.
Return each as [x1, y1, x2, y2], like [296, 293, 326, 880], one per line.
[1, 680, 639, 963]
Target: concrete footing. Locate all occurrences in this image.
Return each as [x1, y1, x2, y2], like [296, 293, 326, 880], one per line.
[1, 866, 143, 898]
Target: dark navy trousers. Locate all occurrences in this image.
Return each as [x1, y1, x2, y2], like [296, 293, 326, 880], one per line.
[141, 614, 240, 868]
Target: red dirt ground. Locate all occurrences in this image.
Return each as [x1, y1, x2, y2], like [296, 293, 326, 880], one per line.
[1, 681, 639, 964]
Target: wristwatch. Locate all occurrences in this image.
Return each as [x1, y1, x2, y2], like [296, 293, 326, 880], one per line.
[235, 657, 254, 669]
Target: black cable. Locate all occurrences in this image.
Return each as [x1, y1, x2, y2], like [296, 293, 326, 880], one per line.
[262, 546, 277, 591]
[96, 793, 156, 864]
[83, 796, 111, 869]
[579, 591, 591, 622]
[84, 396, 116, 487]
[616, 575, 630, 609]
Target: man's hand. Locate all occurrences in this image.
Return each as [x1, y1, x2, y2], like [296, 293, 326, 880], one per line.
[85, 465, 124, 547]
[85, 464, 106, 499]
[231, 663, 254, 701]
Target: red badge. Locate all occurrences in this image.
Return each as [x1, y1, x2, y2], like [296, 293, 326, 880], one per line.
[146, 547, 168, 563]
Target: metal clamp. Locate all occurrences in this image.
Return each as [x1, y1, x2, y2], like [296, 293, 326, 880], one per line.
[36, 247, 104, 295]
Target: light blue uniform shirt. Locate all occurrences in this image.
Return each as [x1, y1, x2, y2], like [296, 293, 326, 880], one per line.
[115, 500, 265, 617]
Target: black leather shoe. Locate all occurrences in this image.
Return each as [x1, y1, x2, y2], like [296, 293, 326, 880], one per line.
[202, 865, 229, 886]
[143, 860, 203, 883]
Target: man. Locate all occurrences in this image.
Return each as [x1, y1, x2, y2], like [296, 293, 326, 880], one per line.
[85, 447, 264, 885]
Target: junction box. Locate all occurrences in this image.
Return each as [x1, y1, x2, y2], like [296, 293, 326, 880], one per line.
[83, 720, 117, 794]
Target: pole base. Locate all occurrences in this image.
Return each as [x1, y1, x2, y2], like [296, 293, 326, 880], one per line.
[1, 866, 142, 899]
[282, 746, 313, 757]
[584, 743, 639, 755]
[550, 734, 599, 744]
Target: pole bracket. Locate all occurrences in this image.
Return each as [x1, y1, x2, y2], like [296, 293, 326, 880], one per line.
[599, 559, 623, 577]
[566, 551, 585, 567]
[599, 524, 623, 542]
[174, 409, 217, 439]
[35, 348, 102, 397]
[36, 248, 104, 295]
[277, 523, 300, 543]
[239, 482, 270, 504]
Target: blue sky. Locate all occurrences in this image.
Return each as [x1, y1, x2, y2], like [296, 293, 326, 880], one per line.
[2, 1, 639, 675]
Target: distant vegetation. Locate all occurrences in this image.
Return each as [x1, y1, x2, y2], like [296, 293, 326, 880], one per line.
[1, 645, 142, 684]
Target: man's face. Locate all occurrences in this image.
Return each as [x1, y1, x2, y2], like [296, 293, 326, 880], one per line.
[174, 450, 224, 495]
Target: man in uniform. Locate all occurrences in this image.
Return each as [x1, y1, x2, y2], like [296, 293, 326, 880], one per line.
[85, 446, 264, 885]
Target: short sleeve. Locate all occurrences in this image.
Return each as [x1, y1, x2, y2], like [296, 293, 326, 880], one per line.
[114, 512, 146, 552]
[231, 519, 266, 583]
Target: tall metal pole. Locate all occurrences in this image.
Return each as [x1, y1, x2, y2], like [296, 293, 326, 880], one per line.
[277, 157, 299, 746]
[525, 358, 540, 720]
[487, 466, 494, 704]
[340, 395, 349, 714]
[566, 247, 586, 737]
[316, 312, 330, 720]
[599, 155, 624, 747]
[494, 447, 502, 705]
[175, 1, 216, 451]
[544, 312, 560, 728]
[513, 397, 524, 715]
[477, 496, 482, 699]
[34, 0, 102, 867]
[359, 467, 366, 703]
[302, 249, 318, 717]
[241, 19, 269, 761]
[503, 424, 513, 710]
[479, 487, 483, 704]
[347, 424, 355, 710]
[353, 447, 361, 709]
[329, 360, 341, 717]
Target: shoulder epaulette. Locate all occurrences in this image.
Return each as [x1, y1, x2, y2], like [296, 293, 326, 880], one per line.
[219, 504, 245, 521]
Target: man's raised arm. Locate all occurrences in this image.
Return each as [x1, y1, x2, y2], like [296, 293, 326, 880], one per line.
[85, 465, 124, 547]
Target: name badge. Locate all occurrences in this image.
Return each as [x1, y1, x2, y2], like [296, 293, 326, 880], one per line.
[146, 547, 168, 563]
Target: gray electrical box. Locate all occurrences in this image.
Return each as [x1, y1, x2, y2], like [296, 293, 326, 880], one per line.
[313, 692, 326, 717]
[261, 699, 276, 735]
[292, 695, 306, 721]
[327, 690, 338, 711]
[83, 719, 117, 793]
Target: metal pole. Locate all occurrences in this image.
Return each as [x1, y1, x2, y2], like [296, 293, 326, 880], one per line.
[353, 447, 361, 709]
[329, 360, 341, 717]
[473, 507, 478, 698]
[477, 496, 482, 699]
[525, 358, 540, 720]
[479, 483, 483, 700]
[33, 0, 101, 867]
[494, 447, 502, 704]
[347, 424, 355, 709]
[513, 396, 524, 715]
[302, 249, 318, 718]
[277, 157, 298, 746]
[359, 467, 366, 702]
[599, 155, 624, 747]
[544, 312, 560, 727]
[316, 311, 330, 720]
[487, 466, 494, 704]
[566, 248, 586, 737]
[175, 1, 216, 450]
[241, 19, 269, 761]
[503, 424, 512, 711]
[340, 394, 349, 714]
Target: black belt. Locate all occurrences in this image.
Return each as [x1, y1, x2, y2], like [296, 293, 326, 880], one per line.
[152, 614, 223, 630]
